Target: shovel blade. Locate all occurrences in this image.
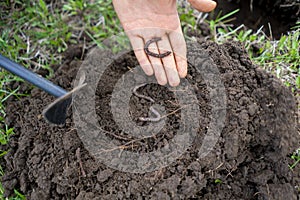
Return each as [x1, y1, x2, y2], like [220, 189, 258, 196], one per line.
[42, 84, 86, 125]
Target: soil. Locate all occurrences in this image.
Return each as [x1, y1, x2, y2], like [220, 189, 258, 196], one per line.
[1, 40, 299, 199]
[213, 0, 300, 38]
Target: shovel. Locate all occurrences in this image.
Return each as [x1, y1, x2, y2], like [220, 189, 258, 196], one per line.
[0, 53, 84, 125]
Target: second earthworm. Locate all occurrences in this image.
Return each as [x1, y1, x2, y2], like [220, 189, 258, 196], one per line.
[132, 83, 161, 122]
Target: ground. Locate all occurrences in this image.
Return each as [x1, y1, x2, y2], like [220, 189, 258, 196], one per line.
[0, 0, 299, 199]
[2, 40, 300, 199]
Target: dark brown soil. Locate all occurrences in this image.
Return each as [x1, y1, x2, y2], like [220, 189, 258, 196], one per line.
[214, 0, 300, 38]
[1, 41, 300, 199]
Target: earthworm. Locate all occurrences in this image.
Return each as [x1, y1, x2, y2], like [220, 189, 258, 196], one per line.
[132, 84, 161, 122]
[139, 106, 161, 122]
[144, 37, 172, 58]
[133, 83, 155, 103]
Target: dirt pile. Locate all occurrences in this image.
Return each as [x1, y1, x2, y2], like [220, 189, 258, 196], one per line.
[1, 41, 299, 199]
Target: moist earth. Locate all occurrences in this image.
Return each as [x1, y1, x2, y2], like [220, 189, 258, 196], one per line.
[1, 41, 299, 199]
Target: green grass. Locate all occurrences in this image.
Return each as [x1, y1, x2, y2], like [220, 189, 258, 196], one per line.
[0, 0, 299, 198]
[214, 178, 223, 184]
[290, 148, 300, 169]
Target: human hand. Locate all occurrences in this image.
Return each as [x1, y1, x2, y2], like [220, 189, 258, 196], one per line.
[112, 0, 216, 86]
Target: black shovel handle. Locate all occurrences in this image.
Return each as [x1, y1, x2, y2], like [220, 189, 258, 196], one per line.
[0, 53, 67, 98]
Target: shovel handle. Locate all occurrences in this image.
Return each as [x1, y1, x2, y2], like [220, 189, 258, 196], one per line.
[0, 53, 67, 98]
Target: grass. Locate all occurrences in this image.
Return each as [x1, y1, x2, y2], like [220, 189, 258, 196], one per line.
[0, 0, 299, 198]
[290, 148, 300, 170]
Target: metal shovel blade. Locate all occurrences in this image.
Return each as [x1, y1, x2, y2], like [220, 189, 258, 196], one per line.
[0, 53, 88, 125]
[42, 84, 86, 125]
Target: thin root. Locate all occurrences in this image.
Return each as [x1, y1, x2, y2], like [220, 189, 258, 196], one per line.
[76, 148, 86, 177]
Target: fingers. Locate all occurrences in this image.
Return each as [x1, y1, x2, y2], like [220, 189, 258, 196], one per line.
[128, 36, 154, 76]
[168, 31, 188, 78]
[157, 35, 180, 86]
[127, 31, 187, 87]
[175, 55, 188, 78]
[145, 37, 168, 85]
[187, 0, 217, 12]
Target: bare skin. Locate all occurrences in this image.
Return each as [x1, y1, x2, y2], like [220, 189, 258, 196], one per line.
[112, 0, 217, 86]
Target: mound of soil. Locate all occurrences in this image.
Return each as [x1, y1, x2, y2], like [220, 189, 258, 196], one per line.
[2, 41, 299, 199]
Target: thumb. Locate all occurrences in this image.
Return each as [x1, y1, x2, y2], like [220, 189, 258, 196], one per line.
[187, 0, 217, 12]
